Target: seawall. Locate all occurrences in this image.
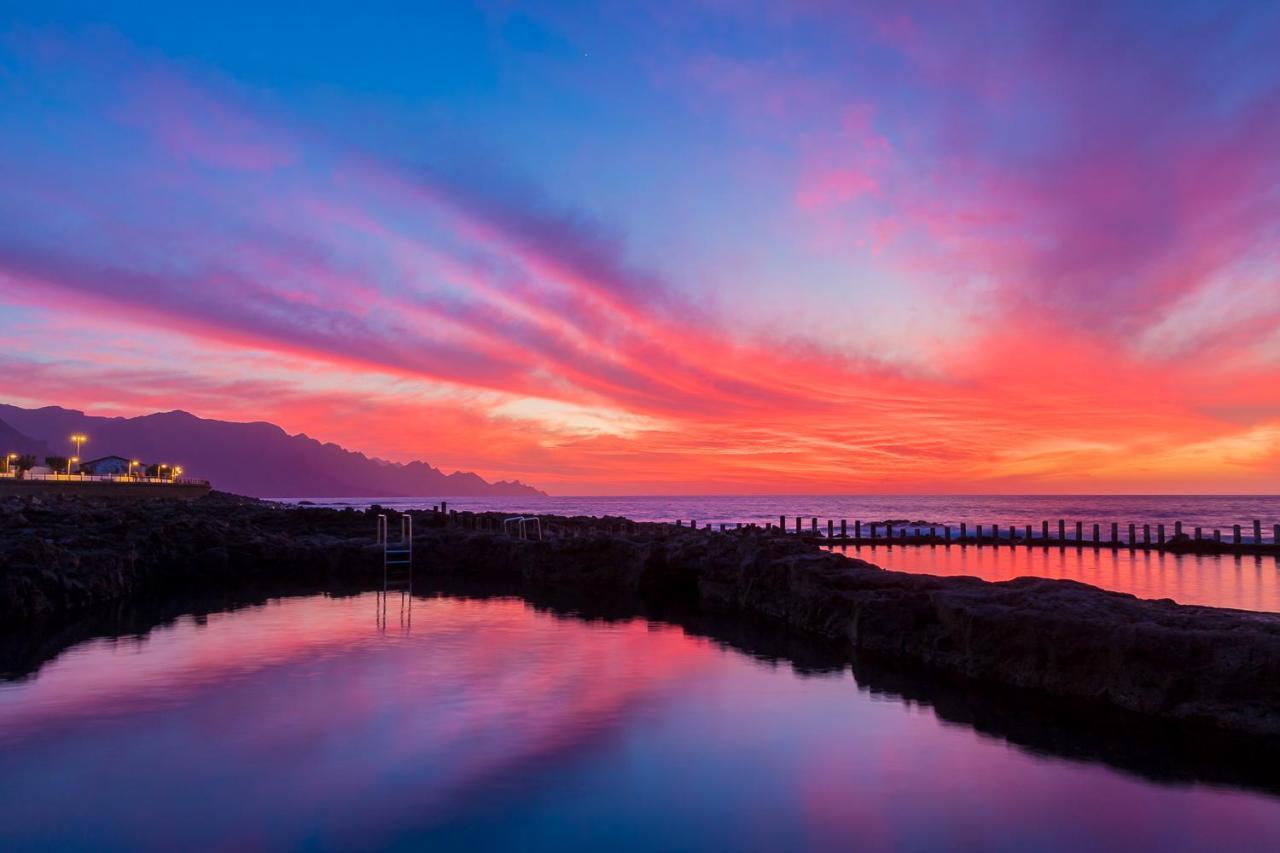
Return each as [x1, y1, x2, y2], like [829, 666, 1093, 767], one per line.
[3, 495, 1280, 740]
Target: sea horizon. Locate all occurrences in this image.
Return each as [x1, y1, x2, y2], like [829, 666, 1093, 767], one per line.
[281, 493, 1280, 532]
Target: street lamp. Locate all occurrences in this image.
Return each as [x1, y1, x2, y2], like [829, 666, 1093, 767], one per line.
[158, 464, 169, 482]
[172, 466, 183, 481]
[67, 456, 78, 476]
[129, 460, 140, 479]
[3, 453, 15, 475]
[70, 434, 87, 458]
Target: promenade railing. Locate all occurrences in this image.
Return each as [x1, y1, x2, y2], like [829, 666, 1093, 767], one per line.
[0, 471, 210, 486]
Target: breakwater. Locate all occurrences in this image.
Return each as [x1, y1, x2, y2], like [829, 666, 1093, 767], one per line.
[668, 515, 1280, 556]
[4, 494, 1280, 740]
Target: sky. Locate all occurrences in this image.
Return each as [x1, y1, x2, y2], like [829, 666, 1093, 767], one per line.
[1, 1, 1279, 495]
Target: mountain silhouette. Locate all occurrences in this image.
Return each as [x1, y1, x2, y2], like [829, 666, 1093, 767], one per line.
[0, 404, 546, 498]
[0, 418, 51, 459]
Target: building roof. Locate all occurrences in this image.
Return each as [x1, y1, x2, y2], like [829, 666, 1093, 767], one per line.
[80, 455, 133, 466]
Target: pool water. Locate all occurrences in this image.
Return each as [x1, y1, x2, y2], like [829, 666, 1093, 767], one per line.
[2, 592, 1279, 851]
[841, 543, 1280, 612]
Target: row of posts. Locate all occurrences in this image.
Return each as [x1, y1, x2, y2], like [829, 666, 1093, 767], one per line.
[671, 516, 1280, 548]
[407, 505, 1279, 548]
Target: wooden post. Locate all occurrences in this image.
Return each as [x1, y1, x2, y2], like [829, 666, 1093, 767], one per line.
[1128, 523, 1135, 548]
[945, 525, 952, 543]
[1111, 522, 1118, 546]
[960, 522, 967, 541]
[691, 519, 696, 530]
[1143, 523, 1150, 545]
[1194, 527, 1202, 541]
[676, 519, 683, 528]
[441, 501, 448, 514]
[812, 517, 818, 535]
[1214, 529, 1221, 543]
[1255, 520, 1263, 544]
[992, 523, 999, 544]
[1175, 521, 1182, 537]
[720, 523, 726, 532]
[1274, 524, 1280, 545]
[1042, 520, 1049, 541]
[1158, 524, 1165, 545]
[828, 519, 834, 538]
[1234, 524, 1242, 545]
[780, 514, 786, 532]
[1092, 523, 1099, 543]
[795, 516, 802, 535]
[854, 520, 861, 539]
[1075, 521, 1083, 543]
[1058, 519, 1066, 541]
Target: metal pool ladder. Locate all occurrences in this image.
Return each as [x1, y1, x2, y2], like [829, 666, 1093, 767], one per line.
[503, 516, 543, 540]
[376, 513, 412, 628]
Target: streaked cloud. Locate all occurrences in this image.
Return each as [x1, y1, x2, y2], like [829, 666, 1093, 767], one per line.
[1, 3, 1278, 493]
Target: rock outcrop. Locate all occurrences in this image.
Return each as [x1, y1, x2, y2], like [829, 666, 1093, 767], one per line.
[3, 494, 1280, 740]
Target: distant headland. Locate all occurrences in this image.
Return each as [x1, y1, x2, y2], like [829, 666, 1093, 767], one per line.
[0, 404, 546, 499]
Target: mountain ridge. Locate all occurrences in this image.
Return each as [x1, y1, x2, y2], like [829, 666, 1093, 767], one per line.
[0, 404, 546, 498]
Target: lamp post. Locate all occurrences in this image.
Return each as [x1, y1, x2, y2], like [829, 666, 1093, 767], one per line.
[70, 434, 87, 458]
[3, 453, 14, 475]
[67, 456, 78, 476]
[158, 464, 169, 483]
[172, 466, 183, 482]
[128, 460, 139, 479]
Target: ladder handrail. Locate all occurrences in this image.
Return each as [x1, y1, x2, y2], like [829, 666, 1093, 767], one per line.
[503, 516, 542, 541]
[377, 513, 413, 593]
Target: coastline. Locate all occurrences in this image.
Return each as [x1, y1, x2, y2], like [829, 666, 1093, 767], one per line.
[4, 493, 1280, 741]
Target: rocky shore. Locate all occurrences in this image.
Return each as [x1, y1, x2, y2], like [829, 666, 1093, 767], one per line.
[4, 493, 1280, 740]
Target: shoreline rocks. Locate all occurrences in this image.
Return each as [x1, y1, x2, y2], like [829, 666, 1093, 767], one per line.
[4, 493, 1280, 739]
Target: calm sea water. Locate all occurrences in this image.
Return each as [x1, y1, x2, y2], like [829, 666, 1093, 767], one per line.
[282, 495, 1280, 612]
[3, 592, 1279, 851]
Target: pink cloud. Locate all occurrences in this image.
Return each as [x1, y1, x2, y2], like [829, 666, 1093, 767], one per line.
[4, 20, 1280, 494]
[116, 74, 297, 172]
[795, 168, 878, 209]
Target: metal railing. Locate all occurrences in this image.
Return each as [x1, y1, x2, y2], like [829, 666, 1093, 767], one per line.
[1, 471, 210, 486]
[375, 513, 413, 630]
[503, 516, 543, 540]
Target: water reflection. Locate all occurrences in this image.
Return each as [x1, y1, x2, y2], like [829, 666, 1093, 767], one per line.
[2, 586, 1280, 850]
[831, 543, 1280, 612]
[376, 589, 414, 633]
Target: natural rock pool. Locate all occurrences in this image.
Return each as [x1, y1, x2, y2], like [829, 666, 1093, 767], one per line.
[3, 591, 1279, 851]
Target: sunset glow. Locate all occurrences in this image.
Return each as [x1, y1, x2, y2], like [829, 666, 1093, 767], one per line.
[2, 2, 1279, 494]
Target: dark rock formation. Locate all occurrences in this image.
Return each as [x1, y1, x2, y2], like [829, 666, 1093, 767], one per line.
[3, 494, 1280, 740]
